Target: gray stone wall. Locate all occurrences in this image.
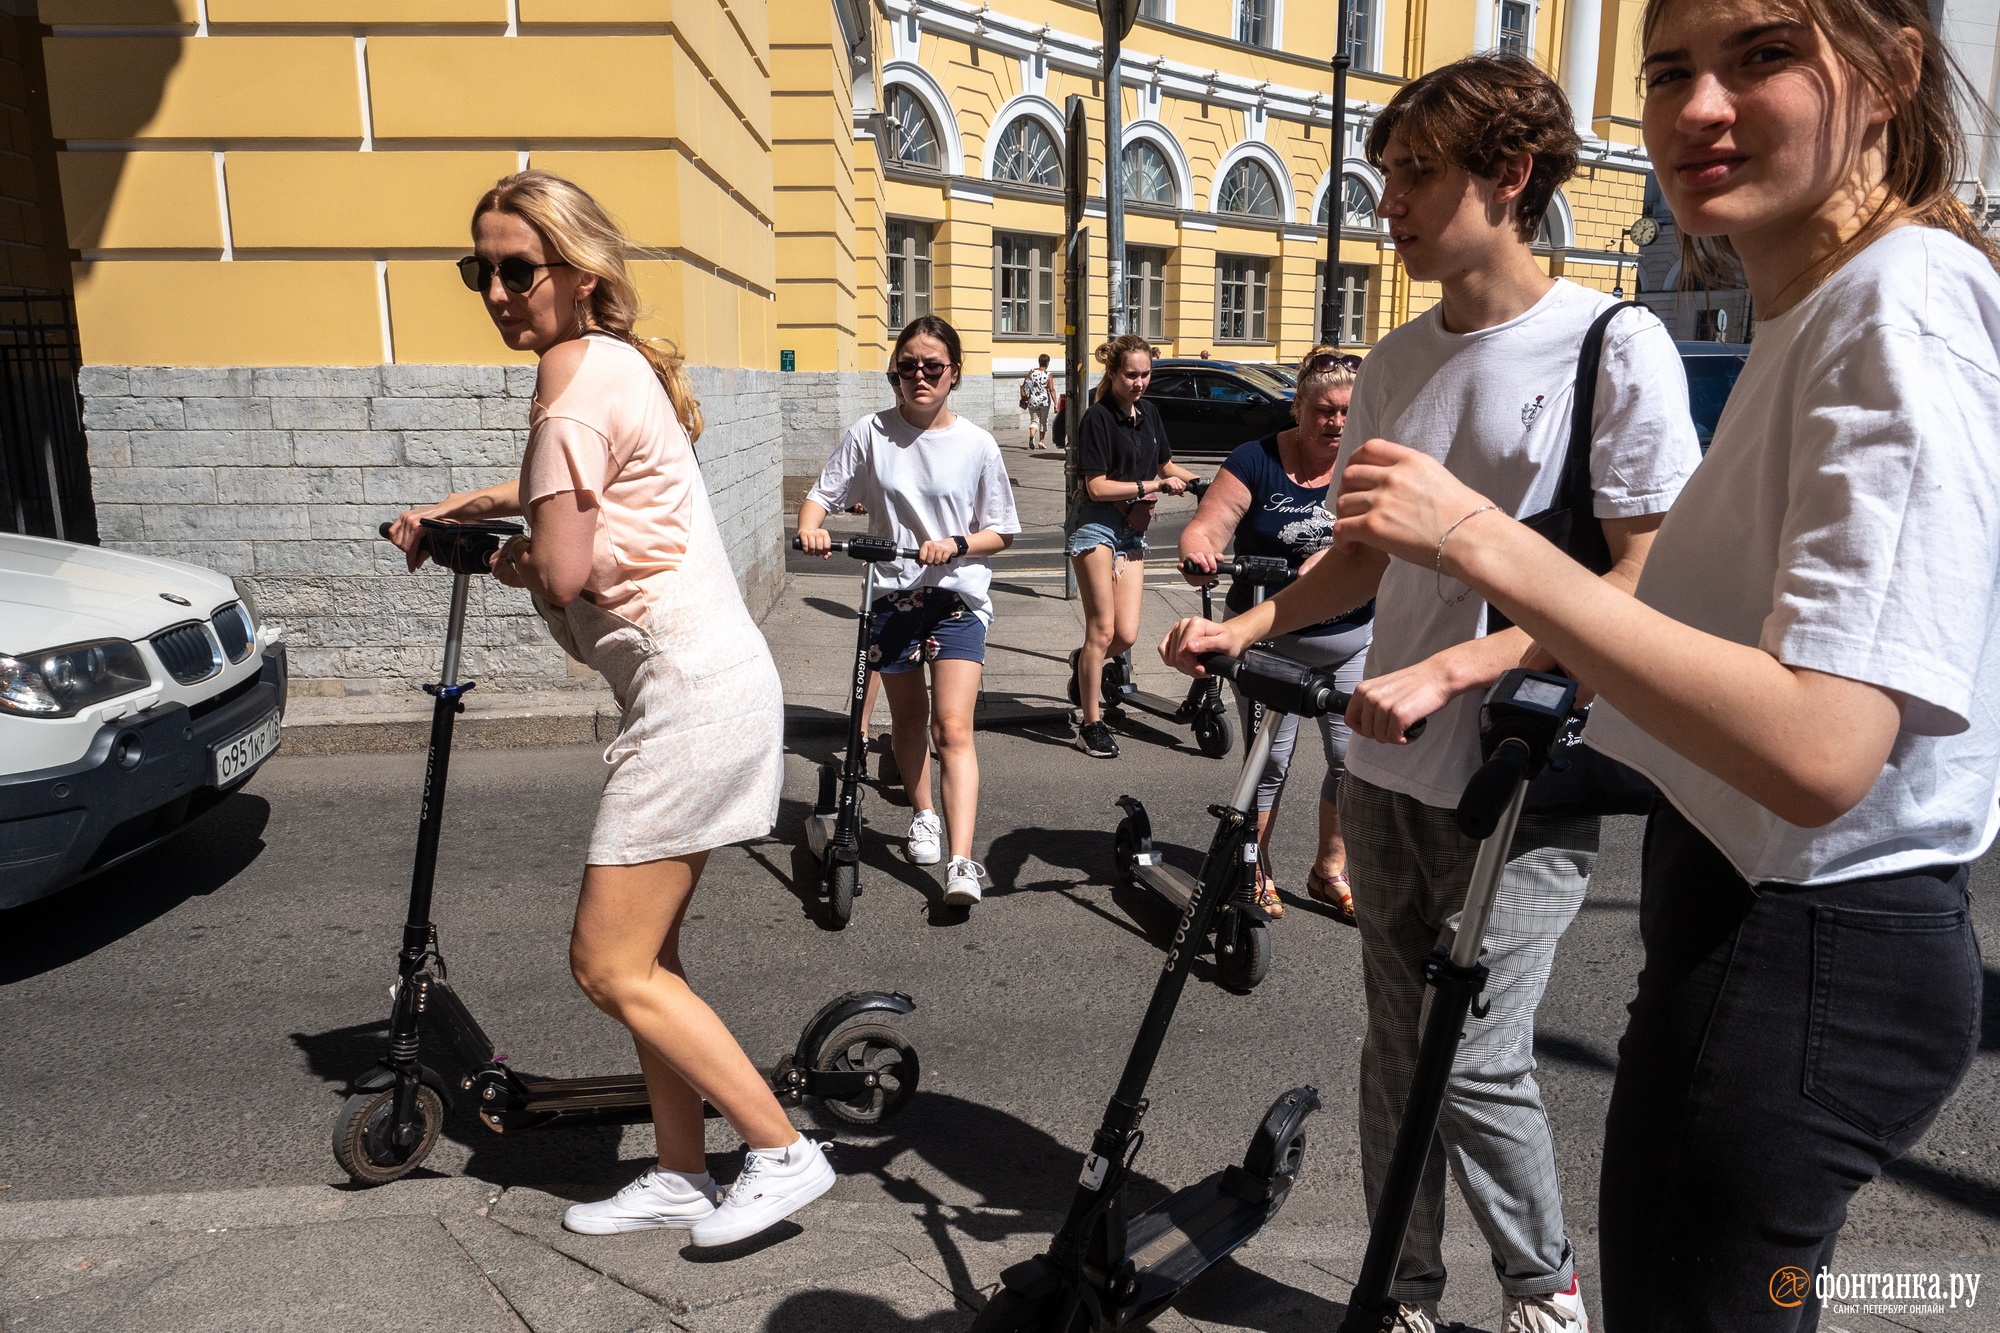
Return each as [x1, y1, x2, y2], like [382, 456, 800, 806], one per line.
[82, 363, 785, 700]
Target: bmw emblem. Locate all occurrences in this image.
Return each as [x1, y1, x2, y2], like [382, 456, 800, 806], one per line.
[159, 592, 191, 605]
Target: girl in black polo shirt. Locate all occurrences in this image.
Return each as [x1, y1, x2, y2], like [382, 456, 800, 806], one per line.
[1065, 333, 1203, 758]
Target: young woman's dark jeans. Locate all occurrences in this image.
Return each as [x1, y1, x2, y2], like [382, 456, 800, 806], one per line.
[1599, 804, 1982, 1331]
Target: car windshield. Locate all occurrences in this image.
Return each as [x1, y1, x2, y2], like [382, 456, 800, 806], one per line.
[1684, 355, 1744, 451]
[1234, 365, 1294, 397]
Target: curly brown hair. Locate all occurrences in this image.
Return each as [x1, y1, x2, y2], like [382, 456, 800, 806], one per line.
[1365, 52, 1580, 243]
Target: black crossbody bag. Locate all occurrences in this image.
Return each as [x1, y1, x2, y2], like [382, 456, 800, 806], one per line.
[1485, 300, 1659, 819]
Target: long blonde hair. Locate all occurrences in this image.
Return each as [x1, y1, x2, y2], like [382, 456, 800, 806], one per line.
[473, 170, 705, 442]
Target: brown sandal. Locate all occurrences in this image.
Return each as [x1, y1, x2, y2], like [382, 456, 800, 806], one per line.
[1307, 869, 1358, 928]
[1254, 876, 1284, 919]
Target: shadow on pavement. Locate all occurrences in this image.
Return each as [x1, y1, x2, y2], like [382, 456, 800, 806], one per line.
[759, 1291, 973, 1331]
[0, 792, 270, 984]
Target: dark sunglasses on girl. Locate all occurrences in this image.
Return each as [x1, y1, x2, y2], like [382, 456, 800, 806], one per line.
[1306, 353, 1364, 375]
[891, 359, 951, 381]
[457, 255, 571, 295]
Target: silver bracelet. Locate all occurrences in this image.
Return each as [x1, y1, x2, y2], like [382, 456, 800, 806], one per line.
[1434, 504, 1497, 606]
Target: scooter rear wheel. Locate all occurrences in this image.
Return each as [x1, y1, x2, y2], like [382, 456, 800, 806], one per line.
[1191, 709, 1234, 759]
[968, 1288, 1089, 1332]
[824, 861, 857, 929]
[333, 1084, 443, 1186]
[1113, 816, 1143, 888]
[1216, 919, 1271, 992]
[814, 1022, 919, 1125]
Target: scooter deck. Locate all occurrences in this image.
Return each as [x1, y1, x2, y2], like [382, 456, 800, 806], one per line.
[510, 1072, 651, 1114]
[1120, 1170, 1275, 1323]
[1130, 854, 1199, 914]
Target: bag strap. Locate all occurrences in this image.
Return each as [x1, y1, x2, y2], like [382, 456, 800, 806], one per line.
[1556, 300, 1644, 543]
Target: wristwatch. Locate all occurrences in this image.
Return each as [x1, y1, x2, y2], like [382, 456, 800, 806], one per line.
[952, 534, 969, 556]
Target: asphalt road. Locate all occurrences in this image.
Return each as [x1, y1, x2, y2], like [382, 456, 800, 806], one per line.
[5, 716, 1997, 1299]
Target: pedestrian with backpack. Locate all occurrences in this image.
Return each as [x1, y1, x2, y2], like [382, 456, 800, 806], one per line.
[1162, 54, 1702, 1330]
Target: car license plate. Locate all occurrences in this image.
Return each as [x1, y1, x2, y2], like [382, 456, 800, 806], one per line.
[213, 710, 281, 786]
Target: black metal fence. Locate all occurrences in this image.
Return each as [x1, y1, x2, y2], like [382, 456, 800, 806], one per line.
[0, 294, 94, 544]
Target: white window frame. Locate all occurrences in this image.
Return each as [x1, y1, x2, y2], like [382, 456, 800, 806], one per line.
[993, 232, 1057, 337]
[1342, 0, 1384, 74]
[1215, 254, 1271, 343]
[1125, 245, 1169, 340]
[1234, 0, 1282, 49]
[1495, 0, 1536, 55]
[1313, 261, 1373, 344]
[1120, 121, 1193, 210]
[886, 218, 934, 330]
[982, 95, 1067, 187]
[880, 64, 967, 177]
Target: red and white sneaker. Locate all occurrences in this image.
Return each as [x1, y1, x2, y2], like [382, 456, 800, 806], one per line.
[1503, 1276, 1591, 1332]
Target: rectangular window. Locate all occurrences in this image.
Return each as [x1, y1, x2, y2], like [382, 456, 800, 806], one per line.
[886, 220, 932, 331]
[1125, 246, 1168, 341]
[1236, 0, 1271, 48]
[1215, 255, 1270, 342]
[1343, 0, 1373, 70]
[993, 232, 1056, 337]
[1312, 261, 1372, 344]
[1497, 0, 1530, 54]
[1137, 0, 1165, 18]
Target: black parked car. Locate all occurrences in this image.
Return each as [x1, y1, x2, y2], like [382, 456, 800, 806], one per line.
[1052, 358, 1294, 458]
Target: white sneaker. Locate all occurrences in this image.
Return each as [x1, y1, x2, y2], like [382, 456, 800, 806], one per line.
[1393, 1302, 1438, 1333]
[906, 809, 942, 865]
[562, 1165, 716, 1234]
[689, 1138, 836, 1248]
[944, 857, 984, 906]
[1504, 1277, 1591, 1332]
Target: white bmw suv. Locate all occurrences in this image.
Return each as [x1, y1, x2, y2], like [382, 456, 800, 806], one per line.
[0, 533, 287, 909]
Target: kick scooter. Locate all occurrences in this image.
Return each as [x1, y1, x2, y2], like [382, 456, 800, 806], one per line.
[334, 520, 921, 1187]
[793, 533, 923, 928]
[1066, 480, 1237, 758]
[1337, 668, 1578, 1332]
[974, 650, 1420, 1331]
[1109, 557, 1315, 991]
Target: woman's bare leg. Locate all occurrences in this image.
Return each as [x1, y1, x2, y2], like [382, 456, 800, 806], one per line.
[1073, 544, 1118, 722]
[1311, 795, 1349, 881]
[880, 667, 933, 811]
[928, 658, 984, 860]
[571, 854, 798, 1168]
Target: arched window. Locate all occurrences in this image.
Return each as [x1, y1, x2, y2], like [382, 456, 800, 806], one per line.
[1122, 141, 1175, 205]
[1536, 206, 1567, 250]
[887, 85, 941, 169]
[1217, 158, 1281, 218]
[992, 117, 1061, 188]
[1318, 174, 1378, 230]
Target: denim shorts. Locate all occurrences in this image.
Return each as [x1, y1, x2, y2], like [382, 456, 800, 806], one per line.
[1065, 501, 1147, 559]
[867, 588, 986, 674]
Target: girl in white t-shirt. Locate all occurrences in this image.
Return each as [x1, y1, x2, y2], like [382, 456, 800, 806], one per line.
[1313, 2, 1997, 1326]
[798, 316, 1021, 908]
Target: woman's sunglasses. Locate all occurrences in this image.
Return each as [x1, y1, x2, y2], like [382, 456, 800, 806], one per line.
[891, 359, 952, 382]
[457, 255, 571, 295]
[1306, 353, 1364, 375]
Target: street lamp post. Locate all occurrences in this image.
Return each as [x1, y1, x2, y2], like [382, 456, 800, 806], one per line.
[1318, 0, 1352, 346]
[1099, 0, 1141, 338]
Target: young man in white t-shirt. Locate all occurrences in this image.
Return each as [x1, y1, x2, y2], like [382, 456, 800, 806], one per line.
[1163, 54, 1700, 1331]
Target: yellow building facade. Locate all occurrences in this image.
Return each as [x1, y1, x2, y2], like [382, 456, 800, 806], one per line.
[17, 0, 1659, 700]
[783, 0, 1657, 380]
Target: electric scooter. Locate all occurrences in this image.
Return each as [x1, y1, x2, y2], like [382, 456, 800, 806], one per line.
[1338, 668, 1578, 1332]
[1067, 480, 1236, 758]
[333, 519, 921, 1187]
[1108, 557, 1306, 992]
[972, 650, 1419, 1331]
[794, 533, 923, 928]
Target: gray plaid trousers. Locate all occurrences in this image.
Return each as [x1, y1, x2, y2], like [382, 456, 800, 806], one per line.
[1338, 774, 1598, 1304]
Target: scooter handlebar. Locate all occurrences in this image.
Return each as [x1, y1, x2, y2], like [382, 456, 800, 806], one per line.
[1200, 648, 1427, 739]
[380, 516, 524, 575]
[1177, 554, 1293, 586]
[792, 534, 926, 562]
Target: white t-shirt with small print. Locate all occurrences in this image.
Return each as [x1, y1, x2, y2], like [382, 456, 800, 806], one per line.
[1335, 279, 1703, 807]
[1587, 227, 2000, 885]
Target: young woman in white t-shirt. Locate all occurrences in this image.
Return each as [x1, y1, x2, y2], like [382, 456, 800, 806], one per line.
[797, 316, 1021, 908]
[1311, 1, 1997, 1325]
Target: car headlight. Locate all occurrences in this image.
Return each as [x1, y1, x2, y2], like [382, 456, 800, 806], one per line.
[230, 576, 261, 632]
[0, 640, 152, 717]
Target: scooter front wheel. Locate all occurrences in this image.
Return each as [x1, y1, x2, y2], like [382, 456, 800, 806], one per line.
[1216, 919, 1271, 992]
[1191, 709, 1234, 759]
[968, 1287, 1089, 1332]
[333, 1083, 443, 1186]
[824, 860, 857, 928]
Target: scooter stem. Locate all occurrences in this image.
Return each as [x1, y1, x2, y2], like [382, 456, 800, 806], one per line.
[1450, 779, 1525, 969]
[440, 572, 471, 688]
[1227, 707, 1281, 817]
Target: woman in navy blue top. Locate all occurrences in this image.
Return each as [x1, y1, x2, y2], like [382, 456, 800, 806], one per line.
[1180, 348, 1371, 923]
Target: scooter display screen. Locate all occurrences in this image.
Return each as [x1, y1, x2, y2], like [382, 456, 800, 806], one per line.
[1509, 676, 1571, 714]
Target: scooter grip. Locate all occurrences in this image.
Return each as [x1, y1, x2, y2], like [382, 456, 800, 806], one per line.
[378, 521, 395, 540]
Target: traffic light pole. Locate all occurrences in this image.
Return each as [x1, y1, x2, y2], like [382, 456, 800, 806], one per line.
[1064, 94, 1090, 601]
[1318, 0, 1352, 345]
[1103, 10, 1126, 337]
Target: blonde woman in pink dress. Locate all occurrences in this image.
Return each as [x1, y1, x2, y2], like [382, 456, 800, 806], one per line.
[389, 171, 827, 1249]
